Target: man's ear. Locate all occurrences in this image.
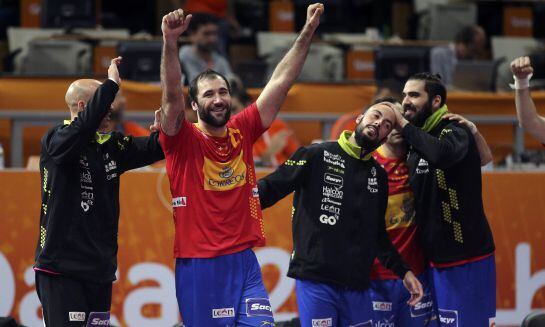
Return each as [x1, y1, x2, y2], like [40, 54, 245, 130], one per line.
[191, 101, 198, 112]
[356, 113, 364, 125]
[432, 95, 442, 110]
[77, 100, 86, 112]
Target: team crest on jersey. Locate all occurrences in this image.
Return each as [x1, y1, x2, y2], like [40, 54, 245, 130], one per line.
[203, 150, 247, 191]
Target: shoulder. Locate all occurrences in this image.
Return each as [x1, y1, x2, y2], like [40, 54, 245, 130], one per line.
[439, 120, 471, 138]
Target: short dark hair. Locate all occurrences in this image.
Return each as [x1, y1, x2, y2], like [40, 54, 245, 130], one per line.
[187, 13, 219, 34]
[188, 69, 231, 104]
[361, 96, 400, 114]
[455, 25, 479, 45]
[407, 72, 447, 107]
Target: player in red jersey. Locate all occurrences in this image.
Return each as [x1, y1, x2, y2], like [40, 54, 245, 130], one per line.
[158, 4, 323, 326]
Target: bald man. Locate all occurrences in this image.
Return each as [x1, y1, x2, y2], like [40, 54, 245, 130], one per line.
[258, 102, 423, 326]
[34, 57, 164, 326]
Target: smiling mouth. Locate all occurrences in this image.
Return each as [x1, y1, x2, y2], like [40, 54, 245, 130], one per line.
[366, 125, 378, 137]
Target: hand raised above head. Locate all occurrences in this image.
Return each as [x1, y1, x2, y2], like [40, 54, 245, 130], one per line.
[161, 9, 192, 41]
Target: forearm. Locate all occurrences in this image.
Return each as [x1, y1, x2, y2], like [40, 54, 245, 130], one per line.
[515, 88, 545, 142]
[401, 124, 467, 167]
[473, 131, 493, 166]
[160, 38, 185, 135]
[256, 24, 316, 128]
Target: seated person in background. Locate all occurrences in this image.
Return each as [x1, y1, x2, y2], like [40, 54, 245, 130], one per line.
[430, 25, 488, 87]
[176, 0, 241, 55]
[231, 86, 299, 167]
[179, 13, 234, 83]
[329, 80, 402, 140]
[110, 91, 151, 137]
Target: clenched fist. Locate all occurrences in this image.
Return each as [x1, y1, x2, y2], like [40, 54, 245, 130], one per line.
[162, 9, 192, 41]
[511, 56, 534, 80]
[305, 3, 324, 31]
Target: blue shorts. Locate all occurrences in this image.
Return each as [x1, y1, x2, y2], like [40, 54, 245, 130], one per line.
[432, 255, 496, 327]
[296, 279, 374, 327]
[369, 270, 438, 327]
[175, 248, 274, 327]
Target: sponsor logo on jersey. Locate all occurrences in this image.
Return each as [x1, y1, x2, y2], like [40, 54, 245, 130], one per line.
[410, 293, 433, 317]
[312, 318, 333, 326]
[69, 312, 86, 322]
[246, 298, 273, 317]
[438, 309, 458, 326]
[212, 307, 235, 318]
[416, 158, 429, 174]
[86, 312, 110, 326]
[373, 301, 393, 311]
[204, 151, 247, 191]
[172, 196, 187, 207]
[324, 173, 343, 188]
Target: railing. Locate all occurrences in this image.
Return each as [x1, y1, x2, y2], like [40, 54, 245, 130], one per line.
[0, 110, 524, 167]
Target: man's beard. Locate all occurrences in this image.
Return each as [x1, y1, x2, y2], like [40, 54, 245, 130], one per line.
[354, 124, 383, 151]
[404, 99, 433, 127]
[197, 101, 232, 127]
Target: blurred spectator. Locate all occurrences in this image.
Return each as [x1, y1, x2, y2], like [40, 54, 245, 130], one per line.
[329, 80, 402, 140]
[430, 25, 488, 87]
[231, 87, 299, 167]
[109, 92, 150, 137]
[175, 0, 240, 55]
[179, 13, 234, 83]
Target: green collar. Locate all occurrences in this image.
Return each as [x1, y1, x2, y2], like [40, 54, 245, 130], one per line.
[421, 105, 448, 132]
[63, 120, 111, 144]
[95, 133, 112, 144]
[337, 130, 373, 161]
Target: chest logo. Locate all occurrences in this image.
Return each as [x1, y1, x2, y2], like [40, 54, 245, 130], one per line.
[203, 150, 247, 191]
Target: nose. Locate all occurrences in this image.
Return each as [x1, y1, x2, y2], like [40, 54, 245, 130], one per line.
[402, 96, 410, 107]
[212, 94, 223, 104]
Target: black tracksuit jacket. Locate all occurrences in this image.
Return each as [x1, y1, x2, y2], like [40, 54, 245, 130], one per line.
[402, 121, 495, 264]
[258, 140, 409, 291]
[34, 79, 164, 283]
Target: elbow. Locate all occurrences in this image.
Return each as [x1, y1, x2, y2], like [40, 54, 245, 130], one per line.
[481, 153, 493, 166]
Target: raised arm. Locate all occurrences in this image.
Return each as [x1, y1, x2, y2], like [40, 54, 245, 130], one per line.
[160, 9, 192, 136]
[45, 58, 121, 163]
[511, 56, 545, 143]
[256, 3, 323, 129]
[443, 113, 493, 166]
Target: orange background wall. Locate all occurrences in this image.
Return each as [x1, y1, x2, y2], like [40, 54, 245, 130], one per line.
[0, 171, 544, 326]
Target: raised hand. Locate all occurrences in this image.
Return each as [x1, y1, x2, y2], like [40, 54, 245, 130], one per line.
[511, 56, 534, 80]
[149, 108, 162, 133]
[108, 56, 122, 85]
[161, 9, 192, 41]
[305, 3, 324, 31]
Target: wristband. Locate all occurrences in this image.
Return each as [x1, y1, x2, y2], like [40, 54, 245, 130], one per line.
[510, 73, 533, 90]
